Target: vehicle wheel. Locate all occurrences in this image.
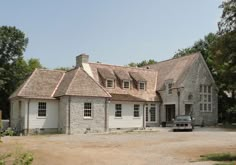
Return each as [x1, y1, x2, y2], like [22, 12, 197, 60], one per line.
[173, 129, 176, 132]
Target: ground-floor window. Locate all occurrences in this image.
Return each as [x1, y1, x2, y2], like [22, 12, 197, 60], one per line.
[115, 104, 122, 117]
[134, 104, 140, 117]
[38, 102, 46, 117]
[84, 102, 92, 118]
[150, 104, 156, 122]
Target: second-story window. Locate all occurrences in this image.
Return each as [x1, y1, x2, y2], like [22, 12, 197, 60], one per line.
[168, 83, 172, 94]
[123, 80, 130, 89]
[139, 81, 146, 90]
[106, 79, 114, 88]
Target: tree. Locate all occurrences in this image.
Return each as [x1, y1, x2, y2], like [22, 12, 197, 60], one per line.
[0, 26, 43, 119]
[127, 59, 157, 67]
[218, 0, 236, 34]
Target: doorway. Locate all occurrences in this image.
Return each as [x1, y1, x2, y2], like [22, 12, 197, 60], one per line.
[166, 104, 175, 122]
[185, 104, 192, 115]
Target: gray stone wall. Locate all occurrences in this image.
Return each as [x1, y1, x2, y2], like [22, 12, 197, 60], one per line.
[58, 96, 106, 134]
[182, 56, 218, 126]
[58, 96, 69, 134]
[159, 56, 218, 126]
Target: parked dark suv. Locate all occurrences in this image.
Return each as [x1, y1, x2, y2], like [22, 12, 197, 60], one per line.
[173, 115, 194, 131]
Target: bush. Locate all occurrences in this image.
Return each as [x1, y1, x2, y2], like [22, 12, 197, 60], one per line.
[200, 153, 236, 161]
[2, 128, 16, 136]
[0, 151, 33, 165]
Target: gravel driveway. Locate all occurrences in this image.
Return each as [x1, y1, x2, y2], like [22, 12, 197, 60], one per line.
[0, 127, 235, 165]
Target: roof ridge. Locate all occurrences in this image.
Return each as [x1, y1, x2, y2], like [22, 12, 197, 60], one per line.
[88, 62, 157, 72]
[145, 52, 200, 67]
[18, 68, 38, 96]
[51, 72, 65, 97]
[65, 68, 79, 95]
[80, 69, 111, 97]
[38, 68, 66, 73]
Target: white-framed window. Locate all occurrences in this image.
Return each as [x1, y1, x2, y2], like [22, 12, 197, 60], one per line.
[167, 83, 172, 94]
[139, 81, 146, 90]
[38, 102, 46, 117]
[106, 79, 114, 88]
[134, 104, 140, 117]
[115, 104, 122, 117]
[123, 80, 130, 89]
[200, 85, 212, 112]
[150, 104, 156, 122]
[84, 102, 92, 118]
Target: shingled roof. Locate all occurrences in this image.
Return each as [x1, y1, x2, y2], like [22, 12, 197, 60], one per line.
[10, 69, 65, 99]
[144, 52, 200, 90]
[54, 68, 111, 98]
[87, 63, 159, 102]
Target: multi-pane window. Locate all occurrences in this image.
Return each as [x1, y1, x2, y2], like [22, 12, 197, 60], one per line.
[84, 102, 92, 118]
[150, 104, 156, 122]
[106, 79, 114, 88]
[123, 80, 130, 89]
[139, 82, 145, 90]
[115, 104, 122, 117]
[200, 85, 212, 112]
[134, 104, 140, 117]
[168, 83, 172, 94]
[38, 102, 46, 117]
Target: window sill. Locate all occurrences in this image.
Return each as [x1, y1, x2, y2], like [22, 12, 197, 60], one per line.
[83, 117, 93, 120]
[114, 117, 122, 119]
[37, 116, 47, 119]
[133, 117, 141, 119]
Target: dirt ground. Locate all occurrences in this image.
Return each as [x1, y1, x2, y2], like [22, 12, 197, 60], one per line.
[0, 127, 236, 165]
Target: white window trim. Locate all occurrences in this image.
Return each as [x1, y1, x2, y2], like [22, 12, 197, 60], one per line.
[106, 79, 115, 88]
[38, 102, 47, 118]
[83, 102, 93, 119]
[138, 81, 146, 90]
[167, 83, 173, 95]
[133, 104, 140, 118]
[115, 104, 122, 118]
[123, 80, 130, 89]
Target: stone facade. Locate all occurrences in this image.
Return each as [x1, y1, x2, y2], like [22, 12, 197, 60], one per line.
[58, 96, 106, 134]
[159, 55, 218, 126]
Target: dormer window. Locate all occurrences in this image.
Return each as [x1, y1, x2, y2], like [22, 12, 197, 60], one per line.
[139, 81, 146, 90]
[123, 80, 130, 89]
[106, 79, 114, 88]
[168, 83, 172, 94]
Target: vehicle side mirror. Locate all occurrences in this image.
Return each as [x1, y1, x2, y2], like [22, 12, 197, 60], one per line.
[172, 118, 175, 121]
[192, 118, 195, 121]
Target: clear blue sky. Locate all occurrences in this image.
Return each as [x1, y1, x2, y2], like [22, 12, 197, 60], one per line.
[1, 0, 222, 69]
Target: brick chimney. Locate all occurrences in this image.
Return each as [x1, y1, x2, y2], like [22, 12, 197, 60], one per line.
[76, 53, 89, 68]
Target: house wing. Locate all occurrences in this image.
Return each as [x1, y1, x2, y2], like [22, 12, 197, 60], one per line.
[54, 68, 111, 98]
[145, 52, 200, 90]
[9, 69, 65, 99]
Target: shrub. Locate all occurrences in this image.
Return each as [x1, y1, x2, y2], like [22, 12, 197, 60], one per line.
[3, 128, 16, 136]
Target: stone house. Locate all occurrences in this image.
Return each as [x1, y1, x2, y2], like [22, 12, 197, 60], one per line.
[9, 52, 218, 134]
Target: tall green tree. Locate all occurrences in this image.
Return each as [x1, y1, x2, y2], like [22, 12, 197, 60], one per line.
[0, 26, 43, 119]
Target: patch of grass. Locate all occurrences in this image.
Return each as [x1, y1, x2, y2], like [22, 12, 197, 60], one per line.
[214, 162, 236, 165]
[200, 153, 236, 162]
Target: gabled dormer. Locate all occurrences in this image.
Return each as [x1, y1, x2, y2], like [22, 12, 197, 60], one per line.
[97, 68, 116, 88]
[114, 70, 132, 89]
[129, 72, 147, 90]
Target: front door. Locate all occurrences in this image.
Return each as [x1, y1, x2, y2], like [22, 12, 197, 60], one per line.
[166, 104, 175, 122]
[185, 104, 192, 115]
[146, 104, 157, 122]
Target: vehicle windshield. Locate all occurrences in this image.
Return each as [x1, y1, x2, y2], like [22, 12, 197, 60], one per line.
[175, 116, 191, 121]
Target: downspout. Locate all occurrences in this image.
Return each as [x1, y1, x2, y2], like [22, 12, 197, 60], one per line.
[27, 99, 30, 135]
[104, 98, 108, 132]
[143, 103, 146, 129]
[68, 96, 71, 135]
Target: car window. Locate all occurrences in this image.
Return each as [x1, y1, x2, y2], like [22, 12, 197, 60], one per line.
[175, 116, 191, 121]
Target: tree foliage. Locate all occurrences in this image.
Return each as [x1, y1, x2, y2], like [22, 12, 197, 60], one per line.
[128, 59, 157, 67]
[0, 26, 43, 119]
[218, 0, 236, 34]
